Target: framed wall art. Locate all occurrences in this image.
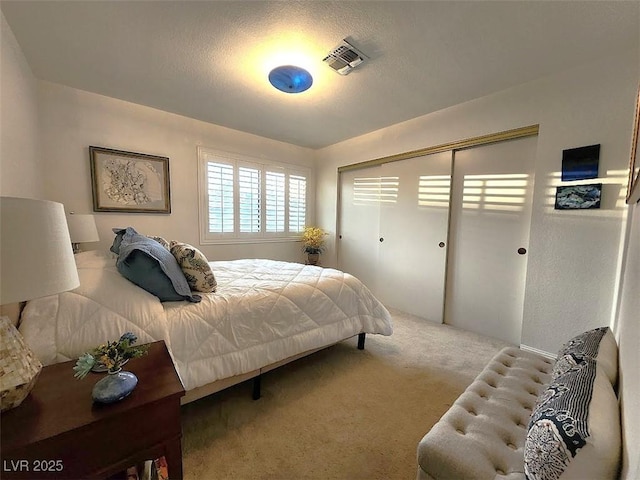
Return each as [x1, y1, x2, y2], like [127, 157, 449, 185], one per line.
[561, 144, 600, 181]
[89, 146, 171, 214]
[554, 184, 602, 210]
[627, 85, 640, 204]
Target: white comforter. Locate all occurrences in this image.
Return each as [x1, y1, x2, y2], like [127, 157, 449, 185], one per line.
[19, 251, 393, 391]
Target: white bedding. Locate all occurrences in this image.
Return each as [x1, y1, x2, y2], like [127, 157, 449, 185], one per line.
[19, 251, 393, 391]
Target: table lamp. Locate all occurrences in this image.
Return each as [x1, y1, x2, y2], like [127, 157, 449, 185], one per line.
[66, 212, 100, 253]
[0, 197, 80, 411]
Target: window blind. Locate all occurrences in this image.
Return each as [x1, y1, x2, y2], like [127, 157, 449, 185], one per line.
[207, 162, 234, 233]
[200, 148, 311, 242]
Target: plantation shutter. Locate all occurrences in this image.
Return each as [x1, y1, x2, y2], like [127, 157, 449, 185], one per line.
[199, 147, 311, 242]
[289, 174, 307, 233]
[238, 166, 261, 233]
[265, 171, 286, 233]
[207, 162, 234, 233]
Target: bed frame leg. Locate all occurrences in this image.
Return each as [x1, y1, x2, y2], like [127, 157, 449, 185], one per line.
[252, 374, 261, 400]
[357, 333, 366, 350]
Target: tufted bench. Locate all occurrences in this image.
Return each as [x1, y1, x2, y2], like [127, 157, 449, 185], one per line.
[417, 346, 555, 480]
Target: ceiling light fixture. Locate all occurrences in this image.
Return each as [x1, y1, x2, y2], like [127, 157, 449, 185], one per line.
[268, 65, 313, 93]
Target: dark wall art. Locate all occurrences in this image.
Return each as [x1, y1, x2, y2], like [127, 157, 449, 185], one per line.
[561, 144, 600, 181]
[554, 184, 602, 210]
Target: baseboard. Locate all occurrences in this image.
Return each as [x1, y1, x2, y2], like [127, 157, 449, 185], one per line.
[520, 344, 555, 360]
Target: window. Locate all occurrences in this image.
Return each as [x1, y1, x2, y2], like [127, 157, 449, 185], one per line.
[199, 147, 310, 243]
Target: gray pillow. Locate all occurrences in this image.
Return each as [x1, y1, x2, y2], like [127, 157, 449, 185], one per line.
[115, 227, 201, 303]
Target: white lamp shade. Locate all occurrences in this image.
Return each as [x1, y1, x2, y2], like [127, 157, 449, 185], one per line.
[0, 197, 80, 304]
[67, 213, 99, 243]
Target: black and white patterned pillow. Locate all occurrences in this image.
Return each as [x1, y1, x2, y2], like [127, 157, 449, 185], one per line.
[556, 327, 617, 385]
[524, 354, 620, 480]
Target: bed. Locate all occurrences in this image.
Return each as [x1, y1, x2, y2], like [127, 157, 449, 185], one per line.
[18, 250, 393, 404]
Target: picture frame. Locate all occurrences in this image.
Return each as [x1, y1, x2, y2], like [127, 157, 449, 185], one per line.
[90, 146, 171, 214]
[561, 144, 599, 181]
[627, 85, 640, 204]
[554, 184, 602, 210]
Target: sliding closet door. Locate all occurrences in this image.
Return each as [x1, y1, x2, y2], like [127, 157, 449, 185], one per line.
[445, 136, 537, 344]
[338, 167, 382, 294]
[377, 152, 452, 321]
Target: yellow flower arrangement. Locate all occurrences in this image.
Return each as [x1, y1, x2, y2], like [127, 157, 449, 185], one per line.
[301, 226, 327, 254]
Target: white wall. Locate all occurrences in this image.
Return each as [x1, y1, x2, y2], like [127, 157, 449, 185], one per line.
[38, 82, 315, 262]
[315, 49, 638, 353]
[0, 12, 43, 198]
[616, 202, 640, 480]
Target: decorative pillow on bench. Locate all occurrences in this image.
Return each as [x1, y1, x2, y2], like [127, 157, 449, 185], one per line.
[556, 326, 618, 385]
[524, 327, 620, 480]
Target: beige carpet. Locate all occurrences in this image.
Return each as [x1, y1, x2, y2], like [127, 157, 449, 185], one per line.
[181, 309, 508, 480]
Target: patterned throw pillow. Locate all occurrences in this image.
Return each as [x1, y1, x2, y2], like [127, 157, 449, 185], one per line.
[524, 352, 620, 480]
[169, 241, 217, 293]
[556, 327, 617, 385]
[148, 235, 170, 250]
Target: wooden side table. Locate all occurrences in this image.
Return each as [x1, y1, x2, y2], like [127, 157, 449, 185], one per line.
[1, 341, 185, 480]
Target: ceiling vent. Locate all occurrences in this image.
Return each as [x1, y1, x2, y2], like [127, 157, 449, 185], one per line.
[322, 40, 367, 75]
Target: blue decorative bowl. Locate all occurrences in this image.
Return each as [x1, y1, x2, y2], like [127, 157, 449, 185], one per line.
[92, 371, 138, 404]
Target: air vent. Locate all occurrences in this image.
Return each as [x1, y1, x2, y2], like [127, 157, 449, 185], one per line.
[323, 40, 367, 75]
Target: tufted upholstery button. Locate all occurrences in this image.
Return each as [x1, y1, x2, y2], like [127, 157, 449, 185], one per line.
[456, 428, 465, 435]
[496, 469, 505, 475]
[507, 443, 517, 450]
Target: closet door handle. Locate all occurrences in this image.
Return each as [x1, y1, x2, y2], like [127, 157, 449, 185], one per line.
[439, 242, 446, 248]
[379, 237, 384, 243]
[517, 247, 527, 255]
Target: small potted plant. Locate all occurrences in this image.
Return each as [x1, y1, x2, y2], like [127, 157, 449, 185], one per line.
[73, 332, 149, 404]
[73, 332, 148, 379]
[301, 226, 327, 265]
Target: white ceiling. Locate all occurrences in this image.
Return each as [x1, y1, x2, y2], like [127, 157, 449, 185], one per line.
[2, 1, 638, 149]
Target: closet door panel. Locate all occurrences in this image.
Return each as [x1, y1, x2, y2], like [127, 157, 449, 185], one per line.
[445, 136, 537, 344]
[377, 152, 452, 321]
[338, 167, 382, 295]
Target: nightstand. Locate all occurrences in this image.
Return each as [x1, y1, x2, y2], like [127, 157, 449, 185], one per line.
[1, 341, 185, 480]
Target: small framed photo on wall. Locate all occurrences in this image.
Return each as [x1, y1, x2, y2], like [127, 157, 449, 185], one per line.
[89, 146, 171, 214]
[554, 184, 602, 210]
[561, 144, 600, 181]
